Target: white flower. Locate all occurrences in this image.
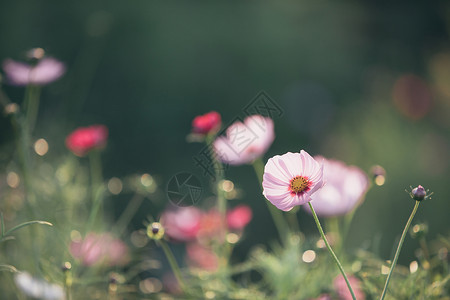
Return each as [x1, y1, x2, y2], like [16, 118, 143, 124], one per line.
[14, 272, 65, 300]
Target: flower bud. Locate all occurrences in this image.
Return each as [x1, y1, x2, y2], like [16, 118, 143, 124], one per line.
[192, 111, 221, 135]
[412, 185, 426, 201]
[147, 222, 165, 240]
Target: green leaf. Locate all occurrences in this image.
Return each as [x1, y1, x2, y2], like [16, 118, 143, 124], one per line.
[0, 264, 18, 273]
[3, 220, 53, 238]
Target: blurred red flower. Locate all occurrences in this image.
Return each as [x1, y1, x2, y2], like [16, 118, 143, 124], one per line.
[226, 205, 252, 230]
[192, 111, 221, 135]
[65, 125, 108, 157]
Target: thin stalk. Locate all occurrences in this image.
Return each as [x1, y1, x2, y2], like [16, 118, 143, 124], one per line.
[87, 150, 104, 231]
[308, 202, 356, 300]
[252, 158, 288, 244]
[113, 193, 144, 237]
[158, 239, 186, 291]
[205, 134, 226, 228]
[24, 85, 41, 133]
[379, 201, 420, 300]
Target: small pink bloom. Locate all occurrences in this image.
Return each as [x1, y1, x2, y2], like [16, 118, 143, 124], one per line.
[65, 125, 108, 157]
[198, 209, 224, 239]
[186, 242, 218, 271]
[213, 115, 275, 165]
[310, 295, 332, 300]
[226, 205, 252, 230]
[303, 157, 369, 217]
[333, 275, 365, 300]
[69, 233, 129, 267]
[192, 111, 221, 134]
[262, 150, 325, 211]
[2, 57, 65, 86]
[160, 207, 202, 242]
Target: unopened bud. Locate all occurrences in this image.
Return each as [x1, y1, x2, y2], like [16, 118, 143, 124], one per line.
[147, 222, 164, 240]
[412, 185, 426, 201]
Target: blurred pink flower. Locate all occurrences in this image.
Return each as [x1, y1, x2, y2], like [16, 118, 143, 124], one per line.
[192, 111, 221, 134]
[65, 125, 108, 157]
[213, 115, 275, 165]
[226, 205, 252, 230]
[333, 275, 365, 300]
[198, 209, 224, 239]
[310, 295, 332, 300]
[160, 207, 202, 242]
[2, 57, 65, 86]
[70, 233, 129, 267]
[303, 157, 369, 217]
[186, 242, 218, 271]
[262, 150, 325, 211]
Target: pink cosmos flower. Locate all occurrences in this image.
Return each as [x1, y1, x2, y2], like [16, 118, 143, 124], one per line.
[192, 111, 221, 134]
[69, 232, 129, 267]
[160, 207, 202, 242]
[262, 150, 325, 211]
[186, 242, 218, 271]
[303, 157, 369, 217]
[2, 57, 65, 86]
[226, 205, 252, 230]
[213, 115, 275, 165]
[65, 125, 108, 157]
[333, 275, 365, 300]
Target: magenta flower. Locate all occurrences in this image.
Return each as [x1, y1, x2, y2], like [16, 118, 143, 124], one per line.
[226, 205, 252, 230]
[303, 157, 369, 217]
[69, 233, 129, 267]
[160, 207, 202, 242]
[2, 57, 65, 86]
[192, 111, 221, 135]
[65, 125, 108, 157]
[262, 150, 325, 211]
[213, 115, 275, 165]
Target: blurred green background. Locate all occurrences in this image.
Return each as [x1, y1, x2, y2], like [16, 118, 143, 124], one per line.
[1, 1, 449, 265]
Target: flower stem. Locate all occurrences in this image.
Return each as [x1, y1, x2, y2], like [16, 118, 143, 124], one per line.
[205, 134, 226, 226]
[113, 193, 144, 237]
[308, 202, 356, 300]
[252, 158, 288, 244]
[158, 239, 186, 291]
[379, 200, 420, 300]
[87, 150, 104, 231]
[24, 84, 41, 133]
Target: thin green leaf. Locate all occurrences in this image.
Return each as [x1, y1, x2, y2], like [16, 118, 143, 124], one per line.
[0, 264, 18, 273]
[4, 220, 53, 237]
[0, 236, 15, 243]
[0, 212, 4, 237]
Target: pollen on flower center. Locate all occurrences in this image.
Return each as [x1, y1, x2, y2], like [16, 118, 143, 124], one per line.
[289, 176, 311, 194]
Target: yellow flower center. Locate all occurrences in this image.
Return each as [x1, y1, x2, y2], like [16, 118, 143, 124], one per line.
[290, 176, 310, 194]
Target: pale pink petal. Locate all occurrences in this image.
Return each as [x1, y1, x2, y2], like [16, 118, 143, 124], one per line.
[31, 58, 65, 85]
[2, 59, 31, 85]
[262, 150, 325, 211]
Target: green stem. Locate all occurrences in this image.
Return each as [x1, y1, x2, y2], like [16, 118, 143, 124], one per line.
[113, 193, 144, 237]
[87, 150, 104, 231]
[205, 134, 226, 226]
[205, 134, 230, 268]
[24, 85, 41, 133]
[379, 201, 420, 300]
[308, 202, 356, 300]
[158, 239, 186, 291]
[252, 158, 289, 244]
